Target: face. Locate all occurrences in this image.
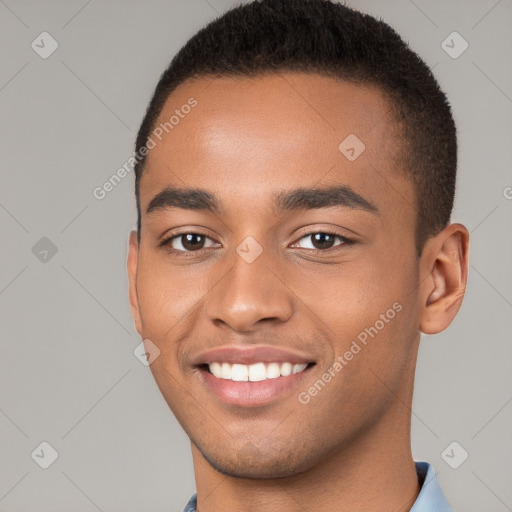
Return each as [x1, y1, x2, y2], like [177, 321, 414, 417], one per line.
[128, 73, 424, 478]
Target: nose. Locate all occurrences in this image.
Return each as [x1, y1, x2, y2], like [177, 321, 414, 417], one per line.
[206, 247, 294, 333]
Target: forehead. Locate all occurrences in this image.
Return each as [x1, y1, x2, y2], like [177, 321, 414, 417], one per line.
[139, 72, 411, 219]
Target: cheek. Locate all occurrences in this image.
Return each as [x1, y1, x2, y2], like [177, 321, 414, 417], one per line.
[309, 250, 419, 368]
[134, 254, 203, 348]
[296, 259, 419, 429]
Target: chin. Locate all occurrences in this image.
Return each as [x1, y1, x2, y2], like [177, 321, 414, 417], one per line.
[196, 440, 319, 480]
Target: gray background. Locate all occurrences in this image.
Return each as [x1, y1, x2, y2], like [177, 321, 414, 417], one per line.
[1, 0, 511, 510]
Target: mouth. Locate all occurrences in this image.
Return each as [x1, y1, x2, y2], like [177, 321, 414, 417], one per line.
[201, 361, 313, 381]
[192, 345, 317, 407]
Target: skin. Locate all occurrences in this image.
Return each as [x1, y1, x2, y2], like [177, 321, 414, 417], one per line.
[127, 72, 469, 512]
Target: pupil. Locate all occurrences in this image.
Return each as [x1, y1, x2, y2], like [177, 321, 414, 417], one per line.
[183, 234, 204, 251]
[312, 233, 334, 250]
[179, 233, 335, 251]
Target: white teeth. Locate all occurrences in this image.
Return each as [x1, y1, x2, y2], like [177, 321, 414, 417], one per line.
[231, 363, 249, 381]
[292, 363, 308, 374]
[266, 362, 281, 379]
[206, 361, 309, 381]
[248, 362, 267, 382]
[221, 362, 231, 379]
[209, 362, 222, 378]
[280, 362, 292, 376]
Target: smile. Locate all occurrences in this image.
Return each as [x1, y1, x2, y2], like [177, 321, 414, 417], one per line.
[192, 345, 317, 406]
[207, 361, 309, 382]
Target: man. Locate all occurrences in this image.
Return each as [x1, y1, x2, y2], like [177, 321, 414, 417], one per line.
[127, 0, 469, 510]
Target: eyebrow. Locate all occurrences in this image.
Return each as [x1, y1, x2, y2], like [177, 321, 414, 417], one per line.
[146, 185, 379, 216]
[275, 185, 379, 214]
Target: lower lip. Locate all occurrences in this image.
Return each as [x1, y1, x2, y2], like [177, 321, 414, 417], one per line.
[198, 366, 313, 406]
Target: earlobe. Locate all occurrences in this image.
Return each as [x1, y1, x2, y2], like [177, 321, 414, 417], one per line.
[127, 230, 143, 336]
[420, 224, 469, 335]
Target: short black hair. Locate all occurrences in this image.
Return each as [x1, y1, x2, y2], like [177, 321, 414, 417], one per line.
[134, 0, 457, 254]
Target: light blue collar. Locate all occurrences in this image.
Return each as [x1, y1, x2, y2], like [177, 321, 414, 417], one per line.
[410, 461, 453, 511]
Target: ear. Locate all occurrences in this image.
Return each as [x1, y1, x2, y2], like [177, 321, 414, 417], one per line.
[127, 230, 142, 336]
[419, 223, 470, 335]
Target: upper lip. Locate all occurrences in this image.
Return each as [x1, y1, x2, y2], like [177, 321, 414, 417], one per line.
[191, 345, 316, 366]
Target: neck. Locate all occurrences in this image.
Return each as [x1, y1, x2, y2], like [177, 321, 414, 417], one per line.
[191, 386, 421, 512]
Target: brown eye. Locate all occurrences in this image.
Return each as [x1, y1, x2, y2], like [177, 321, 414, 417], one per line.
[295, 232, 346, 251]
[161, 233, 217, 252]
[311, 233, 337, 250]
[179, 234, 206, 251]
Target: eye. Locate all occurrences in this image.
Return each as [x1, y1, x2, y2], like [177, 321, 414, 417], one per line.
[159, 230, 355, 255]
[159, 232, 217, 253]
[292, 231, 353, 251]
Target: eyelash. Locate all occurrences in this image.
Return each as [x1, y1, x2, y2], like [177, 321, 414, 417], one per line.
[158, 229, 355, 256]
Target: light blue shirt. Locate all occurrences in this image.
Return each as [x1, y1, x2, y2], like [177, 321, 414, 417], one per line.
[410, 462, 453, 511]
[182, 461, 453, 512]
